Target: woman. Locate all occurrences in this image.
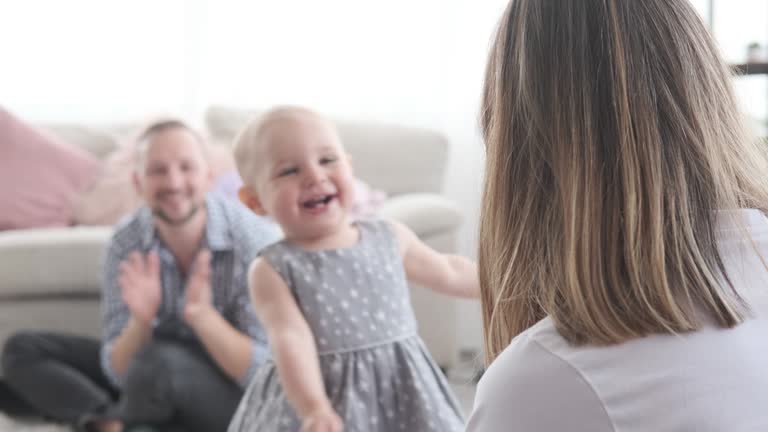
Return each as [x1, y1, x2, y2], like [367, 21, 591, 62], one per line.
[468, 0, 768, 430]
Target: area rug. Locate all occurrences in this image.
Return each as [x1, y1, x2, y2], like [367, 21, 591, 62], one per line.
[0, 412, 71, 432]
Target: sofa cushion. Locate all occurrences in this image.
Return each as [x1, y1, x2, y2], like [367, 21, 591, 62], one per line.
[0, 226, 112, 296]
[378, 193, 463, 237]
[0, 108, 101, 229]
[38, 124, 123, 160]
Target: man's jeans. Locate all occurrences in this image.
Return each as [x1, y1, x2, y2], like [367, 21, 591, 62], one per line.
[1, 332, 244, 431]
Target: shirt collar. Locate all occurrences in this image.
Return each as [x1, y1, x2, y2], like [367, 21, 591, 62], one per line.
[138, 194, 234, 252]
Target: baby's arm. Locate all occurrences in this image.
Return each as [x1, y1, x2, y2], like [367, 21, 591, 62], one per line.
[390, 220, 480, 298]
[248, 258, 342, 430]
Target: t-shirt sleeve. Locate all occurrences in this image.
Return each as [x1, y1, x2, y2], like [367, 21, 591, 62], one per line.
[466, 337, 614, 432]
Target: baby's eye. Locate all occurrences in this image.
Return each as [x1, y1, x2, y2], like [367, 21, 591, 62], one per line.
[278, 167, 299, 177]
[180, 162, 197, 173]
[320, 156, 338, 165]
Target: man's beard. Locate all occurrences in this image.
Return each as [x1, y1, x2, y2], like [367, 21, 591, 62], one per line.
[153, 202, 201, 226]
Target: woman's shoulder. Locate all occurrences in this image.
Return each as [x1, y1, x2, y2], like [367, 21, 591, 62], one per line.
[476, 318, 570, 390]
[467, 319, 614, 431]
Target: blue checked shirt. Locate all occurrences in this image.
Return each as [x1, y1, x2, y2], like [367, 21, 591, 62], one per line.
[100, 193, 281, 388]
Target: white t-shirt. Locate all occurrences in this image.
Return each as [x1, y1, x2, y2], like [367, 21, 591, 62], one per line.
[467, 209, 768, 432]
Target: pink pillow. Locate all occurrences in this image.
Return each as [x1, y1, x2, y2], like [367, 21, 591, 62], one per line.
[0, 107, 101, 230]
[71, 143, 143, 226]
[350, 178, 387, 219]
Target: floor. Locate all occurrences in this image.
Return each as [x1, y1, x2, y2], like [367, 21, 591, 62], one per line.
[0, 413, 70, 432]
[0, 381, 476, 432]
[452, 379, 477, 416]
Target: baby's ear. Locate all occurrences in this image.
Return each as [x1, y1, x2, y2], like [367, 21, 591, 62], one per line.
[238, 186, 266, 215]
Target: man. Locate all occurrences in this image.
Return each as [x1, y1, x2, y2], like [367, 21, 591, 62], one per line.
[1, 120, 280, 431]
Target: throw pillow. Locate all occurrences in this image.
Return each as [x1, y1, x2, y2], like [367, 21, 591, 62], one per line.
[0, 107, 101, 229]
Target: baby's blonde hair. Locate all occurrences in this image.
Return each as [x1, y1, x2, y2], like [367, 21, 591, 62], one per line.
[233, 106, 325, 189]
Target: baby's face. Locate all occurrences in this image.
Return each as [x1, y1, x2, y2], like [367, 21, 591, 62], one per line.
[254, 114, 355, 242]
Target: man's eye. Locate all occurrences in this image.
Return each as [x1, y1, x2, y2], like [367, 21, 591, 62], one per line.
[278, 167, 299, 177]
[320, 156, 337, 165]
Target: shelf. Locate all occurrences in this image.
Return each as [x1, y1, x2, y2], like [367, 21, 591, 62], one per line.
[731, 62, 768, 75]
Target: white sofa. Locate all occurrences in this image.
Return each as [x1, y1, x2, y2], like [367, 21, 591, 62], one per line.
[0, 106, 465, 370]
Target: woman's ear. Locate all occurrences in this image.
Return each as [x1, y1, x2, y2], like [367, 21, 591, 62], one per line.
[239, 186, 267, 215]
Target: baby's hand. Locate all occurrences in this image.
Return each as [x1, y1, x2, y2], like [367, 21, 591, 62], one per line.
[301, 405, 343, 432]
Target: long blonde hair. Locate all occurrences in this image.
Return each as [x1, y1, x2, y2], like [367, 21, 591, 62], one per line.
[479, 0, 768, 363]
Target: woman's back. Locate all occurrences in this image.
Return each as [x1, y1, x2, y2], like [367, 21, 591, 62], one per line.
[468, 209, 768, 431]
[473, 0, 768, 429]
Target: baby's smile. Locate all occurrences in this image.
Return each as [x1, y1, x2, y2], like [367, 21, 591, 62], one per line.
[301, 193, 338, 214]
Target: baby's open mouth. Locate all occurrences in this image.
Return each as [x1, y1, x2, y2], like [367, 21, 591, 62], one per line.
[302, 194, 336, 209]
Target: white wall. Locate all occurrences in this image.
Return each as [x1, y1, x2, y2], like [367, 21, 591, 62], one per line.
[713, 1, 768, 124]
[0, 0, 193, 122]
[690, 0, 768, 124]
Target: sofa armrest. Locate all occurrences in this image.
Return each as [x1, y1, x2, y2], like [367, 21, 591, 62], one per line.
[379, 194, 464, 368]
[0, 226, 112, 297]
[377, 193, 462, 238]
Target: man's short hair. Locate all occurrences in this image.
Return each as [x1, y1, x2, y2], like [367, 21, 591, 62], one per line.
[136, 119, 202, 145]
[134, 119, 209, 170]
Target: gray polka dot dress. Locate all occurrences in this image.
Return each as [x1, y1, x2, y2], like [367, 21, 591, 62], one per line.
[228, 220, 465, 432]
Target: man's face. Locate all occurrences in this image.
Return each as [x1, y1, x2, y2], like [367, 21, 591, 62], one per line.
[134, 127, 212, 226]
